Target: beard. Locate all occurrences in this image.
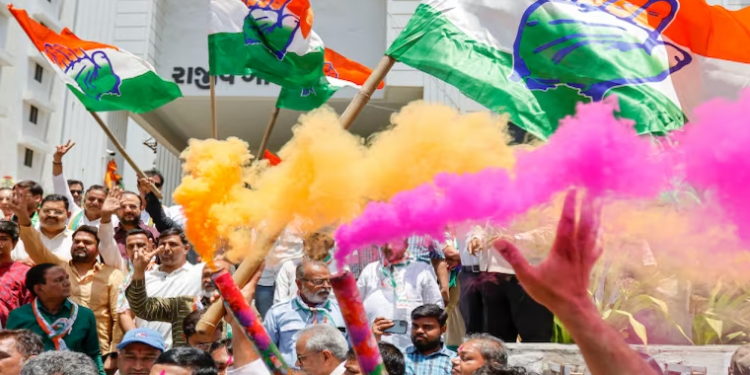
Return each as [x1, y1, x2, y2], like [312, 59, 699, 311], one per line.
[412, 335, 441, 352]
[120, 214, 139, 226]
[71, 249, 91, 263]
[302, 288, 331, 304]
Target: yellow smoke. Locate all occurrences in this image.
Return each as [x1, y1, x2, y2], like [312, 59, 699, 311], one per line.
[175, 102, 516, 262]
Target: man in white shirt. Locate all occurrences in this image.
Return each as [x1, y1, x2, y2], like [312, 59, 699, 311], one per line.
[359, 240, 443, 350]
[51, 140, 110, 230]
[119, 227, 203, 349]
[12, 194, 74, 261]
[295, 324, 348, 375]
[458, 223, 555, 343]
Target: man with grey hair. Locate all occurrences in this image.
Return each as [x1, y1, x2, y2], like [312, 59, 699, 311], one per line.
[20, 350, 100, 375]
[0, 329, 44, 375]
[295, 324, 348, 375]
[264, 260, 345, 368]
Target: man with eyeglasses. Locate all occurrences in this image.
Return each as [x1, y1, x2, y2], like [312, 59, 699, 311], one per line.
[51, 140, 111, 230]
[295, 325, 348, 375]
[263, 260, 346, 368]
[10, 194, 74, 261]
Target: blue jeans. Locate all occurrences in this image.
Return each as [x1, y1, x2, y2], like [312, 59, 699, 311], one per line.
[255, 284, 276, 319]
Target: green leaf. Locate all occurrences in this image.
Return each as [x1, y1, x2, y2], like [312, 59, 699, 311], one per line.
[606, 310, 649, 346]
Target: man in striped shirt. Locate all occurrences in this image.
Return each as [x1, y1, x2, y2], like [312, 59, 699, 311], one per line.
[405, 304, 455, 375]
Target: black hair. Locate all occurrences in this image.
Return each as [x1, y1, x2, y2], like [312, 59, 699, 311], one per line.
[183, 310, 223, 339]
[378, 342, 406, 375]
[0, 329, 44, 359]
[160, 228, 188, 245]
[25, 263, 61, 297]
[0, 187, 11, 192]
[73, 225, 100, 246]
[14, 181, 43, 196]
[85, 184, 109, 195]
[154, 347, 217, 375]
[144, 169, 165, 185]
[121, 190, 141, 201]
[67, 180, 84, 189]
[126, 228, 155, 243]
[41, 194, 69, 211]
[209, 338, 233, 356]
[0, 220, 20, 243]
[473, 363, 536, 375]
[465, 333, 509, 367]
[411, 304, 448, 327]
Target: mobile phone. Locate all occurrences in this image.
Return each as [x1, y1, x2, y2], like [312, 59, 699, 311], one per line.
[383, 320, 408, 335]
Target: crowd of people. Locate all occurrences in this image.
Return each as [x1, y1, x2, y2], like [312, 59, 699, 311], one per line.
[1, 142, 748, 375]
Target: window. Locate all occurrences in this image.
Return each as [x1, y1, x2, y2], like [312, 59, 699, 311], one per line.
[29, 105, 38, 124]
[24, 148, 33, 167]
[34, 63, 43, 82]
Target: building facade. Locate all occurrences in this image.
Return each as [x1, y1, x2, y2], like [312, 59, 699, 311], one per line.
[1, 0, 748, 202]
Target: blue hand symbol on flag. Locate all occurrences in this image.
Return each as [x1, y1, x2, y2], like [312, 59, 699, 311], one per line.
[511, 0, 692, 101]
[44, 44, 122, 100]
[243, 0, 301, 60]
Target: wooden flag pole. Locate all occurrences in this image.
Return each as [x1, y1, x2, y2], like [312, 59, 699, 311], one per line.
[196, 228, 281, 335]
[89, 111, 163, 200]
[339, 55, 395, 130]
[210, 76, 219, 139]
[257, 106, 281, 159]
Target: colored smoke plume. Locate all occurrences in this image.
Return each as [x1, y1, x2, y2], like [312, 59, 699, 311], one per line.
[175, 102, 516, 262]
[334, 96, 668, 263]
[680, 89, 750, 245]
[173, 137, 254, 265]
[364, 101, 515, 201]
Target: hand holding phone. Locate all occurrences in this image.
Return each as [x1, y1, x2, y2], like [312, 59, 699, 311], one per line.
[383, 320, 408, 335]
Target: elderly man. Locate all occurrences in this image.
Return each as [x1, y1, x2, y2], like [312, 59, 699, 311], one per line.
[295, 325, 348, 375]
[0, 329, 44, 375]
[116, 328, 165, 375]
[264, 260, 346, 367]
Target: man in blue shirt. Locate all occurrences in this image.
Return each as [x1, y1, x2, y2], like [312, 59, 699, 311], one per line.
[263, 260, 345, 368]
[405, 304, 456, 375]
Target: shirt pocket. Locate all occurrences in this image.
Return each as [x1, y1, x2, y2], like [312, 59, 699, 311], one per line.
[279, 320, 306, 350]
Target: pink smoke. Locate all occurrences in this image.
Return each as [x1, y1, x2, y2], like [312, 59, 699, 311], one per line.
[335, 96, 669, 262]
[680, 90, 750, 243]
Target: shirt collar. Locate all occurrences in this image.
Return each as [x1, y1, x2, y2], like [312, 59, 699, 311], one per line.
[38, 298, 73, 314]
[292, 295, 332, 312]
[115, 221, 149, 233]
[330, 361, 347, 375]
[153, 262, 192, 275]
[406, 344, 451, 357]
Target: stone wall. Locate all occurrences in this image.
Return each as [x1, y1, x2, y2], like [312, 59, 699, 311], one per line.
[506, 343, 739, 374]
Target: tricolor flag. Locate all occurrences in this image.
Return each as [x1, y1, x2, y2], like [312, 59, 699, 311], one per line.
[208, 0, 384, 111]
[387, 0, 750, 139]
[9, 5, 182, 113]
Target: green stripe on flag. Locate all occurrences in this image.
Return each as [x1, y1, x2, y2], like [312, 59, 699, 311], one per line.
[208, 32, 325, 89]
[69, 71, 182, 113]
[386, 4, 685, 139]
[276, 79, 339, 111]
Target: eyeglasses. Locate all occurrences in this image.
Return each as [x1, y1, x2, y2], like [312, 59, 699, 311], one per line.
[301, 278, 331, 286]
[296, 351, 319, 365]
[70, 190, 83, 195]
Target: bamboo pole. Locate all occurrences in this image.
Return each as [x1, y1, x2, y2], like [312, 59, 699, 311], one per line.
[196, 229, 281, 335]
[339, 55, 395, 130]
[257, 106, 280, 159]
[210, 76, 218, 139]
[88, 112, 162, 199]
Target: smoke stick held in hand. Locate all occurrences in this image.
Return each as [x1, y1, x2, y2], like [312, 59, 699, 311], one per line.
[212, 271, 291, 375]
[331, 270, 385, 375]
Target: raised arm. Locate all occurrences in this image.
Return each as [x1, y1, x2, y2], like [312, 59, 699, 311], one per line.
[125, 245, 177, 322]
[52, 140, 81, 213]
[494, 190, 658, 375]
[99, 188, 127, 272]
